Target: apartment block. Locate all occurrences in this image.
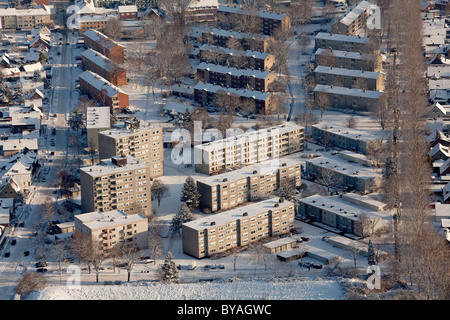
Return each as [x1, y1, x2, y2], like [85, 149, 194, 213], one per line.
[78, 15, 111, 36]
[0, 6, 53, 30]
[298, 193, 384, 237]
[79, 71, 129, 112]
[118, 5, 138, 20]
[98, 120, 164, 178]
[313, 84, 383, 112]
[217, 5, 291, 36]
[194, 122, 304, 175]
[315, 48, 382, 72]
[198, 28, 274, 52]
[185, 0, 219, 23]
[193, 82, 277, 115]
[196, 155, 301, 212]
[74, 209, 148, 252]
[314, 65, 385, 91]
[198, 44, 275, 71]
[305, 152, 382, 193]
[81, 49, 127, 86]
[332, 0, 372, 35]
[80, 155, 152, 217]
[196, 62, 276, 92]
[83, 29, 125, 63]
[315, 32, 378, 54]
[311, 122, 383, 154]
[182, 197, 295, 258]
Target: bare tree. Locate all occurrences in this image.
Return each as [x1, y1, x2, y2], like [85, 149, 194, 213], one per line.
[120, 244, 139, 282]
[103, 17, 123, 40]
[344, 116, 358, 129]
[315, 166, 343, 194]
[148, 220, 163, 265]
[15, 272, 47, 297]
[151, 179, 169, 207]
[315, 91, 330, 121]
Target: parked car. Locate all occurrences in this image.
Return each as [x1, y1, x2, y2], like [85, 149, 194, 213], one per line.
[11, 239, 16, 245]
[4, 252, 10, 258]
[35, 262, 47, 268]
[23, 251, 30, 256]
[36, 268, 48, 273]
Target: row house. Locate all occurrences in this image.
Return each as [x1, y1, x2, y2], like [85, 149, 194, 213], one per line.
[80, 155, 152, 217]
[185, 0, 219, 23]
[217, 5, 291, 36]
[193, 82, 277, 114]
[182, 197, 295, 258]
[314, 48, 382, 72]
[81, 48, 127, 86]
[194, 122, 304, 175]
[83, 29, 125, 63]
[198, 44, 275, 71]
[74, 209, 148, 253]
[79, 71, 129, 113]
[196, 62, 276, 92]
[98, 120, 164, 179]
[196, 155, 301, 212]
[314, 65, 385, 91]
[118, 5, 138, 21]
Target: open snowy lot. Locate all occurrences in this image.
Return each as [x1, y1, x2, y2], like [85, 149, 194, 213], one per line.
[26, 277, 343, 300]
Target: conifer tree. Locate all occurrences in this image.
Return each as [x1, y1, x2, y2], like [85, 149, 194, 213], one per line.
[161, 251, 179, 283]
[180, 176, 200, 209]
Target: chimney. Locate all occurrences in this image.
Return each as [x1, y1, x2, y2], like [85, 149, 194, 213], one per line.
[211, 221, 216, 226]
[243, 212, 248, 216]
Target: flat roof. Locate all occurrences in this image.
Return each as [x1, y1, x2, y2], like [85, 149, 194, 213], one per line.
[86, 106, 110, 129]
[218, 5, 287, 21]
[312, 122, 382, 142]
[196, 154, 301, 187]
[75, 209, 147, 230]
[197, 62, 273, 79]
[305, 153, 381, 180]
[314, 65, 382, 80]
[315, 32, 369, 44]
[314, 84, 384, 99]
[80, 155, 149, 177]
[194, 82, 272, 100]
[183, 197, 294, 231]
[263, 236, 297, 249]
[194, 122, 304, 152]
[298, 194, 382, 221]
[98, 120, 162, 139]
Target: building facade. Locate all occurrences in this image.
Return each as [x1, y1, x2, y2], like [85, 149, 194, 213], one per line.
[81, 48, 127, 86]
[80, 155, 152, 217]
[314, 48, 382, 72]
[314, 65, 385, 91]
[98, 120, 164, 178]
[83, 29, 125, 63]
[182, 197, 295, 258]
[74, 209, 148, 252]
[0, 6, 53, 30]
[197, 155, 301, 212]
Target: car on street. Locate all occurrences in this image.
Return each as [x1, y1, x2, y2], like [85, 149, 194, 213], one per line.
[23, 251, 30, 256]
[36, 268, 48, 273]
[35, 262, 47, 268]
[11, 239, 16, 245]
[4, 252, 10, 258]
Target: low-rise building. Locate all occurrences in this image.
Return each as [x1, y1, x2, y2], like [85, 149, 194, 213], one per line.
[315, 32, 378, 54]
[197, 28, 274, 52]
[314, 48, 382, 72]
[196, 155, 301, 212]
[193, 82, 277, 114]
[118, 5, 138, 21]
[305, 152, 382, 193]
[313, 84, 384, 112]
[83, 29, 125, 63]
[314, 65, 385, 91]
[182, 197, 295, 258]
[81, 48, 127, 86]
[298, 193, 384, 237]
[311, 122, 383, 154]
[217, 5, 291, 36]
[0, 5, 53, 30]
[79, 71, 129, 112]
[74, 209, 148, 252]
[332, 0, 372, 35]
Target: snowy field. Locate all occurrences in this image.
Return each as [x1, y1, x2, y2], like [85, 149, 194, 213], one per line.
[26, 277, 343, 300]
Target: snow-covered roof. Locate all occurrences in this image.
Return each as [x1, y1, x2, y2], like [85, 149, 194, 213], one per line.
[118, 5, 137, 13]
[21, 62, 43, 73]
[83, 29, 124, 50]
[75, 209, 147, 230]
[337, 0, 371, 26]
[199, 44, 272, 60]
[313, 84, 384, 99]
[312, 122, 382, 143]
[315, 32, 369, 45]
[314, 65, 382, 80]
[81, 48, 115, 72]
[86, 106, 110, 129]
[188, 0, 219, 10]
[162, 102, 195, 115]
[194, 82, 272, 101]
[183, 197, 294, 231]
[197, 62, 273, 79]
[218, 5, 287, 21]
[79, 71, 126, 98]
[80, 155, 149, 177]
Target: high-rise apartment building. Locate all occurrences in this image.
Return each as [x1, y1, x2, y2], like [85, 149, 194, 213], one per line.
[80, 155, 152, 217]
[98, 120, 164, 179]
